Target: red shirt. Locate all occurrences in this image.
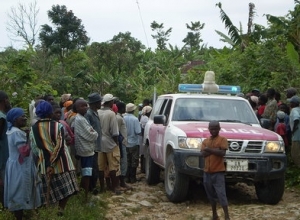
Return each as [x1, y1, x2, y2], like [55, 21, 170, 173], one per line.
[275, 123, 288, 146]
[257, 105, 266, 116]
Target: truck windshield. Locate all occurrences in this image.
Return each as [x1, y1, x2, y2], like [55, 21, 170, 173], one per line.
[172, 98, 259, 124]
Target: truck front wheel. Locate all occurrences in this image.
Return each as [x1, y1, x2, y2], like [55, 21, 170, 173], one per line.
[254, 177, 285, 205]
[145, 145, 160, 185]
[165, 153, 189, 202]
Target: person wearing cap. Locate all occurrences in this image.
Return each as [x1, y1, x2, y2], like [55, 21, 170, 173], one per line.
[98, 94, 123, 194]
[85, 93, 102, 194]
[115, 101, 132, 189]
[60, 94, 72, 120]
[124, 103, 141, 183]
[261, 88, 278, 130]
[275, 110, 288, 147]
[139, 106, 152, 173]
[286, 87, 297, 99]
[73, 99, 98, 202]
[289, 95, 300, 167]
[251, 89, 260, 97]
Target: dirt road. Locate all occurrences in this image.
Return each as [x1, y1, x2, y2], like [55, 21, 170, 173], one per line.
[103, 172, 300, 220]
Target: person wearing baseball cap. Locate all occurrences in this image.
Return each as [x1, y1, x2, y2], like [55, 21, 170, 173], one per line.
[97, 94, 123, 194]
[124, 103, 141, 183]
[289, 95, 300, 167]
[286, 87, 297, 99]
[85, 93, 102, 194]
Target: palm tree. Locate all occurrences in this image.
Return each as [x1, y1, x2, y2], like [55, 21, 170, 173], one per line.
[215, 2, 258, 50]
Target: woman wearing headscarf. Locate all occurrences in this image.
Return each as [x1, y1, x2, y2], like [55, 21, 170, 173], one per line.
[4, 108, 41, 220]
[30, 101, 78, 216]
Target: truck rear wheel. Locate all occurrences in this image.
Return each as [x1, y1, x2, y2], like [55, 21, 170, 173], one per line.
[165, 153, 189, 202]
[254, 177, 285, 205]
[145, 145, 160, 185]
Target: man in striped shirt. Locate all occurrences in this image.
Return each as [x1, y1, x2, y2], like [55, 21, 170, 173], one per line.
[74, 99, 98, 202]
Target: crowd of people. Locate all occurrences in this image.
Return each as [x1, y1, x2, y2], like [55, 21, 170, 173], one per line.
[0, 91, 152, 219]
[241, 87, 300, 166]
[0, 86, 299, 219]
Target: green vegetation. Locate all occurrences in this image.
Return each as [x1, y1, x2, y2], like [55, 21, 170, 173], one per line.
[1, 1, 300, 193]
[0, 191, 108, 220]
[285, 155, 300, 188]
[1, 2, 300, 108]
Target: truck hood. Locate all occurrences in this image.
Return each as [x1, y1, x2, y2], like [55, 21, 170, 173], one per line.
[173, 122, 280, 141]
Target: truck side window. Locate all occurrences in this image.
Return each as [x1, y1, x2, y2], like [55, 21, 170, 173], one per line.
[150, 99, 164, 120]
[159, 99, 168, 115]
[164, 99, 173, 122]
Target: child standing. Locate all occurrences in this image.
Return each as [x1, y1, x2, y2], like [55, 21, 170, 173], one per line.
[201, 121, 230, 220]
[275, 111, 289, 147]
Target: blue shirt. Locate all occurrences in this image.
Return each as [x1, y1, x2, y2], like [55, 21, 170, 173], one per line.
[290, 107, 300, 141]
[123, 113, 141, 148]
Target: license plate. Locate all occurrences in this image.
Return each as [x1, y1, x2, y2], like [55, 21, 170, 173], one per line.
[226, 159, 248, 171]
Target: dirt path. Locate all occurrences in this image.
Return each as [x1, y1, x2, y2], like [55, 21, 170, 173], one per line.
[103, 172, 300, 220]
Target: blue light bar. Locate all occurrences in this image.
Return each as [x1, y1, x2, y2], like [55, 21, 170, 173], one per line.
[178, 84, 241, 94]
[178, 84, 203, 92]
[218, 85, 241, 94]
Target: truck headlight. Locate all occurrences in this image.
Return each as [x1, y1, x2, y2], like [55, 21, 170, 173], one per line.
[178, 137, 202, 149]
[264, 141, 285, 153]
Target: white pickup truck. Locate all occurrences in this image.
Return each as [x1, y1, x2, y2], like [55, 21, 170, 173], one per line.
[143, 72, 286, 204]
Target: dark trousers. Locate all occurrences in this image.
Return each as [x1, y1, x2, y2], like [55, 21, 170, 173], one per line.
[203, 172, 228, 206]
[126, 145, 139, 168]
[89, 152, 99, 190]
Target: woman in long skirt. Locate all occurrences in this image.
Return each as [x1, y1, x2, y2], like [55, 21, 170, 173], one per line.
[30, 101, 79, 216]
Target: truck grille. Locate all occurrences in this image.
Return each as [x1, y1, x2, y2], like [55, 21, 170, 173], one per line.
[228, 140, 263, 153]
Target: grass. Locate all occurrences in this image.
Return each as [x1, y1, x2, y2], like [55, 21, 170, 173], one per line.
[0, 190, 108, 220]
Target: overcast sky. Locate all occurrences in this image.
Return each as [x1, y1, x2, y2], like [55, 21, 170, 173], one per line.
[0, 0, 296, 50]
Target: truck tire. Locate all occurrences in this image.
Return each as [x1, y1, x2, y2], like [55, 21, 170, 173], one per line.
[145, 145, 160, 185]
[254, 177, 285, 205]
[165, 153, 189, 202]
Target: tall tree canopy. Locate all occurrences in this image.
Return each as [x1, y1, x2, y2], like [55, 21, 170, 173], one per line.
[39, 5, 89, 58]
[151, 21, 172, 50]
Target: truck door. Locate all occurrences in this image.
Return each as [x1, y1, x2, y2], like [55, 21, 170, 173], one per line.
[155, 99, 172, 166]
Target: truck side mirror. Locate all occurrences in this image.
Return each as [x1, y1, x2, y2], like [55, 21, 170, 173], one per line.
[154, 115, 166, 125]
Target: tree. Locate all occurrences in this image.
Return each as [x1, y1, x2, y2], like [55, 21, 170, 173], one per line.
[0, 48, 55, 110]
[150, 21, 172, 50]
[266, 1, 300, 59]
[39, 5, 89, 60]
[182, 21, 205, 52]
[215, 2, 262, 49]
[6, 1, 40, 48]
[215, 2, 242, 47]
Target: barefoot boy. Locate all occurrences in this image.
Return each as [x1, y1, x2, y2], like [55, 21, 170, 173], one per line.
[201, 121, 230, 220]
